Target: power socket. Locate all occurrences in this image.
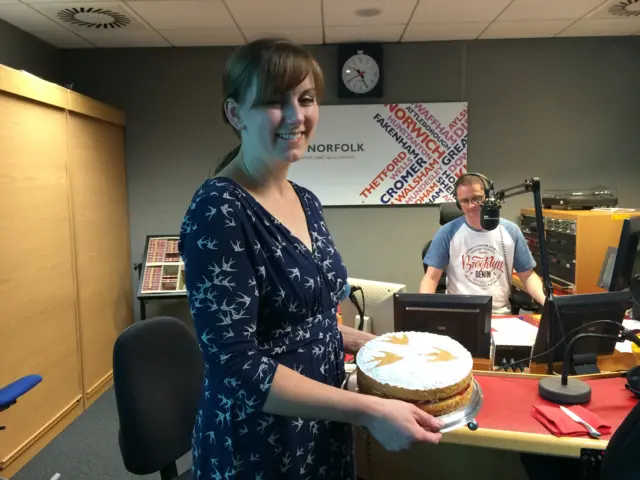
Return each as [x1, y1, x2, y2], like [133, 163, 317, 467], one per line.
[355, 315, 372, 334]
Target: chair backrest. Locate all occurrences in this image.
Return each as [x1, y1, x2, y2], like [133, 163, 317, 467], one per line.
[439, 201, 463, 226]
[601, 397, 640, 479]
[421, 202, 462, 274]
[113, 316, 203, 476]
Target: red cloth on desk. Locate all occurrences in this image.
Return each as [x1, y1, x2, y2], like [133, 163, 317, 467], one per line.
[532, 404, 611, 437]
[475, 376, 637, 440]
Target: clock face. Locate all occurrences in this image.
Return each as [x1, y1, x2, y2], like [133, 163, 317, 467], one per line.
[341, 53, 380, 94]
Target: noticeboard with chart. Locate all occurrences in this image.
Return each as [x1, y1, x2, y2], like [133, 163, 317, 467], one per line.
[137, 235, 187, 299]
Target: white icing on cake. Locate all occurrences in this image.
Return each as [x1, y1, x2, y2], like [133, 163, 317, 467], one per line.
[356, 331, 473, 390]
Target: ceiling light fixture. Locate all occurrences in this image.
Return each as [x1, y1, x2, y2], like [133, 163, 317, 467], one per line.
[607, 0, 640, 17]
[355, 7, 382, 17]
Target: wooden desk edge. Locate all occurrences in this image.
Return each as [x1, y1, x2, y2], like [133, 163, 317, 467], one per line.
[442, 426, 606, 457]
[445, 369, 624, 457]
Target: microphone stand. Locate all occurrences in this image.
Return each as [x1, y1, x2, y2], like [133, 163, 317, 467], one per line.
[538, 326, 640, 403]
[491, 178, 555, 373]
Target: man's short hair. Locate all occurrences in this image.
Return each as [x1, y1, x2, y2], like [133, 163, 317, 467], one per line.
[454, 173, 490, 195]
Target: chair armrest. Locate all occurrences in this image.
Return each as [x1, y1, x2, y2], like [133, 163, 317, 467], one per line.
[0, 374, 42, 411]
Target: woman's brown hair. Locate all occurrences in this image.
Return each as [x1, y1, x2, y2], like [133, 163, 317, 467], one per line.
[213, 38, 324, 175]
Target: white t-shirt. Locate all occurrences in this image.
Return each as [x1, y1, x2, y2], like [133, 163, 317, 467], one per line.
[423, 217, 536, 314]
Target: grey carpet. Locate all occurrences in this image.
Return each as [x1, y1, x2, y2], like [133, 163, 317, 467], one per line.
[11, 387, 191, 480]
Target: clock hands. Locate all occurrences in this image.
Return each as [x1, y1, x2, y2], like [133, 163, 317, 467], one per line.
[347, 65, 368, 89]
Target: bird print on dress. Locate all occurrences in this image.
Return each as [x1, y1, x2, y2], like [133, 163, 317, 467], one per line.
[179, 177, 355, 480]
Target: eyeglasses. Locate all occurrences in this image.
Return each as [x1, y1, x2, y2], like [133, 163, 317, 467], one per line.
[458, 196, 484, 207]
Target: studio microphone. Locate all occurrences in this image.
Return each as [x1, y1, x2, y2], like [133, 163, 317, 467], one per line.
[480, 182, 501, 231]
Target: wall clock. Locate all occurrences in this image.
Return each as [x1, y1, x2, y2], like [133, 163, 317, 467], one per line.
[337, 43, 383, 99]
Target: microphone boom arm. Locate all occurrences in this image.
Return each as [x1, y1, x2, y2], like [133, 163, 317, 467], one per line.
[490, 177, 556, 373]
[491, 177, 553, 300]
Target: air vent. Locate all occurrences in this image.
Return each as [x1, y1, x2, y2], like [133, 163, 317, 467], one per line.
[588, 0, 640, 19]
[29, 2, 147, 32]
[57, 7, 131, 28]
[606, 0, 640, 17]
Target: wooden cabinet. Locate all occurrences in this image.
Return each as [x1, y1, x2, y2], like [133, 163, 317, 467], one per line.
[521, 208, 640, 294]
[0, 65, 133, 477]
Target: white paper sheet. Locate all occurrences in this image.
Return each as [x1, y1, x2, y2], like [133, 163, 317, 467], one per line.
[614, 320, 640, 353]
[491, 317, 539, 347]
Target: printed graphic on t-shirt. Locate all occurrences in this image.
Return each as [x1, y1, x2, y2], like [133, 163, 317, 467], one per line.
[461, 243, 506, 288]
[423, 217, 537, 313]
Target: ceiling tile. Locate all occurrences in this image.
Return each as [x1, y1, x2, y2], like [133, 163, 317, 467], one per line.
[30, 28, 94, 48]
[323, 0, 416, 27]
[324, 25, 404, 43]
[159, 27, 244, 46]
[559, 17, 640, 35]
[412, 0, 513, 23]
[126, 0, 236, 29]
[403, 21, 486, 41]
[28, 2, 151, 33]
[76, 27, 170, 46]
[588, 0, 640, 19]
[0, 2, 62, 30]
[241, 26, 323, 45]
[225, 0, 321, 28]
[21, 0, 101, 3]
[480, 19, 574, 38]
[498, 0, 608, 21]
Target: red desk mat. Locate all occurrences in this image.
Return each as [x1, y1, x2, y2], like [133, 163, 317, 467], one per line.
[475, 375, 638, 439]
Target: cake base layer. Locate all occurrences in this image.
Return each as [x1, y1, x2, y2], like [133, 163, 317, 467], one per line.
[357, 370, 475, 417]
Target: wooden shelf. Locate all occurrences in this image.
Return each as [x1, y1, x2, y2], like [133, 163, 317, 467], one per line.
[521, 208, 640, 294]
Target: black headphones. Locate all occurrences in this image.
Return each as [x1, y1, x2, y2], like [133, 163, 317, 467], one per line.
[453, 172, 492, 210]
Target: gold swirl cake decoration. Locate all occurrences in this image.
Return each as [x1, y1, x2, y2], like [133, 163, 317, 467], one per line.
[368, 351, 404, 368]
[383, 333, 409, 345]
[422, 347, 457, 363]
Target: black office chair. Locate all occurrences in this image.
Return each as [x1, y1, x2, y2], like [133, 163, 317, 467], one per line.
[113, 316, 204, 480]
[600, 395, 640, 479]
[421, 202, 463, 292]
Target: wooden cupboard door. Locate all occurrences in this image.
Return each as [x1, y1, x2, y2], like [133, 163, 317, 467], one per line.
[0, 93, 82, 466]
[66, 112, 133, 404]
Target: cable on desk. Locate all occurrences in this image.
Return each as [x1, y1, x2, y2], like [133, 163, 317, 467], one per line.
[494, 319, 625, 372]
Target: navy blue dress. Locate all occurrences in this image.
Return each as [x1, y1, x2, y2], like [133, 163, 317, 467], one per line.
[178, 177, 355, 480]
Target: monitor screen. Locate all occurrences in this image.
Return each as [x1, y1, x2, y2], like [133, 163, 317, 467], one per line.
[532, 290, 632, 373]
[393, 293, 492, 359]
[597, 246, 618, 291]
[607, 217, 640, 292]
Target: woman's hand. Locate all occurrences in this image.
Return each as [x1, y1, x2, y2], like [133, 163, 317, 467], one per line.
[362, 397, 444, 451]
[338, 324, 376, 354]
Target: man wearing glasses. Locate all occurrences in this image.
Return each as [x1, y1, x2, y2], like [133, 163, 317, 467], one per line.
[419, 173, 546, 314]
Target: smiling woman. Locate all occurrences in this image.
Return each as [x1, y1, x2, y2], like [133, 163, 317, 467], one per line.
[214, 38, 325, 176]
[178, 37, 446, 480]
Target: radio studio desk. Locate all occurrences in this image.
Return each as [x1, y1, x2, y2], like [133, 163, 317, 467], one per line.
[348, 315, 639, 480]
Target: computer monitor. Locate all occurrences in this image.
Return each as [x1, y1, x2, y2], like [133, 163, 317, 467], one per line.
[392, 293, 493, 359]
[598, 217, 640, 292]
[339, 278, 407, 335]
[531, 290, 632, 375]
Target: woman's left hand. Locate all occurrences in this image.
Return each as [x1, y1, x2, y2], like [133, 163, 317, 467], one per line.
[339, 324, 376, 354]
